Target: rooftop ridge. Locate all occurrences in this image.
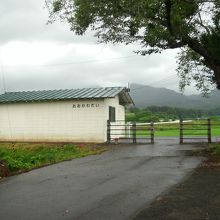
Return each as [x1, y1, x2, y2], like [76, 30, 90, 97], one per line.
[3, 86, 124, 94]
[0, 87, 133, 105]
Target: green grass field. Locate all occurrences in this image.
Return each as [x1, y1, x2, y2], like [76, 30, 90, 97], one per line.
[153, 128, 220, 137]
[130, 120, 220, 137]
[0, 143, 104, 173]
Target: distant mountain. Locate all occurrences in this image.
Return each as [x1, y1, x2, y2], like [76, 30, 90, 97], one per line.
[129, 83, 220, 110]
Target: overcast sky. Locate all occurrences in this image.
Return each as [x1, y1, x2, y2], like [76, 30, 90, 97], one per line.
[0, 0, 198, 94]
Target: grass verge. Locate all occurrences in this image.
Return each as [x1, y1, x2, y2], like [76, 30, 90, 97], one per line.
[209, 143, 220, 155]
[0, 143, 106, 177]
[197, 143, 220, 169]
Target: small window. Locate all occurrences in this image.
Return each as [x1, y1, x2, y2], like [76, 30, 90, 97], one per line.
[109, 106, 116, 122]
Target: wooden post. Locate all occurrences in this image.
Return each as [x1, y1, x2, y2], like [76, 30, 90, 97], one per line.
[179, 119, 183, 144]
[132, 122, 136, 144]
[150, 121, 154, 144]
[107, 120, 111, 143]
[208, 119, 211, 144]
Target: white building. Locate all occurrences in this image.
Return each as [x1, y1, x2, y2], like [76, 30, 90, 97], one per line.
[0, 87, 133, 143]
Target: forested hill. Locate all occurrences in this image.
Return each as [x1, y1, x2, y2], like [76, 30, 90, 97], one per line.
[129, 84, 220, 110]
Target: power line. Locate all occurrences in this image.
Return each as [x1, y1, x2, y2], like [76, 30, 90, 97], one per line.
[0, 50, 7, 92]
[0, 49, 12, 139]
[4, 54, 138, 68]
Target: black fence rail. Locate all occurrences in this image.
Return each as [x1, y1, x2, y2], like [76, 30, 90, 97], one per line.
[107, 120, 154, 144]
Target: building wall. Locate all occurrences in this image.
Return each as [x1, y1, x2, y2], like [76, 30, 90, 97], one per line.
[0, 96, 125, 143]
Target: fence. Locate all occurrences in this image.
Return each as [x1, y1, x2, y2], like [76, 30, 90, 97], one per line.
[107, 120, 154, 144]
[179, 118, 219, 144]
[107, 119, 220, 144]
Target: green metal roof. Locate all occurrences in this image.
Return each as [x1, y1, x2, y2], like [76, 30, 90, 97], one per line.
[0, 87, 133, 105]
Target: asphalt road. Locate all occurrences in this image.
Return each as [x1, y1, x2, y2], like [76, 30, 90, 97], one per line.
[0, 140, 205, 220]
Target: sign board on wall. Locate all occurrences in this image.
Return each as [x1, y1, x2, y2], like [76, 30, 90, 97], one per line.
[73, 103, 100, 108]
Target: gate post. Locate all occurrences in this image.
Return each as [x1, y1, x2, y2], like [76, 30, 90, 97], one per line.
[132, 122, 136, 144]
[150, 121, 154, 144]
[179, 119, 183, 144]
[107, 120, 111, 143]
[208, 119, 211, 144]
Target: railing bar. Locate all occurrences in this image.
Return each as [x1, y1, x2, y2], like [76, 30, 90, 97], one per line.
[109, 125, 151, 128]
[109, 128, 151, 130]
[182, 129, 209, 130]
[111, 137, 152, 140]
[182, 124, 209, 126]
[183, 134, 208, 136]
[110, 134, 138, 136]
[110, 129, 134, 131]
[182, 137, 209, 139]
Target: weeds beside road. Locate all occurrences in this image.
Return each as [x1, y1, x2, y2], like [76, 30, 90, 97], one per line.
[0, 143, 105, 177]
[210, 143, 220, 155]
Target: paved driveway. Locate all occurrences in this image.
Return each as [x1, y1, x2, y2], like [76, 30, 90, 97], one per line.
[0, 140, 205, 220]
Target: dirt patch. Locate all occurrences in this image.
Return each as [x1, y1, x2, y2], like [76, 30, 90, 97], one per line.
[0, 160, 10, 178]
[201, 156, 220, 169]
[134, 160, 220, 220]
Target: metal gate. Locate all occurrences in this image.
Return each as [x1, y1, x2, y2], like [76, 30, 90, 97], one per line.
[107, 120, 154, 144]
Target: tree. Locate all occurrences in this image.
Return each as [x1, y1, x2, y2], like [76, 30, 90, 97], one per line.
[46, 0, 220, 93]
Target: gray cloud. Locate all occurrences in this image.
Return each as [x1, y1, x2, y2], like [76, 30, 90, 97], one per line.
[0, 0, 95, 44]
[0, 0, 195, 94]
[2, 49, 179, 92]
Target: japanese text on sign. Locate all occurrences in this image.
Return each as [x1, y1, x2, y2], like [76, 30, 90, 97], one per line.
[73, 103, 100, 108]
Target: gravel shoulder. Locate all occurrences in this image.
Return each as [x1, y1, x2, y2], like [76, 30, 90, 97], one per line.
[134, 157, 220, 220]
